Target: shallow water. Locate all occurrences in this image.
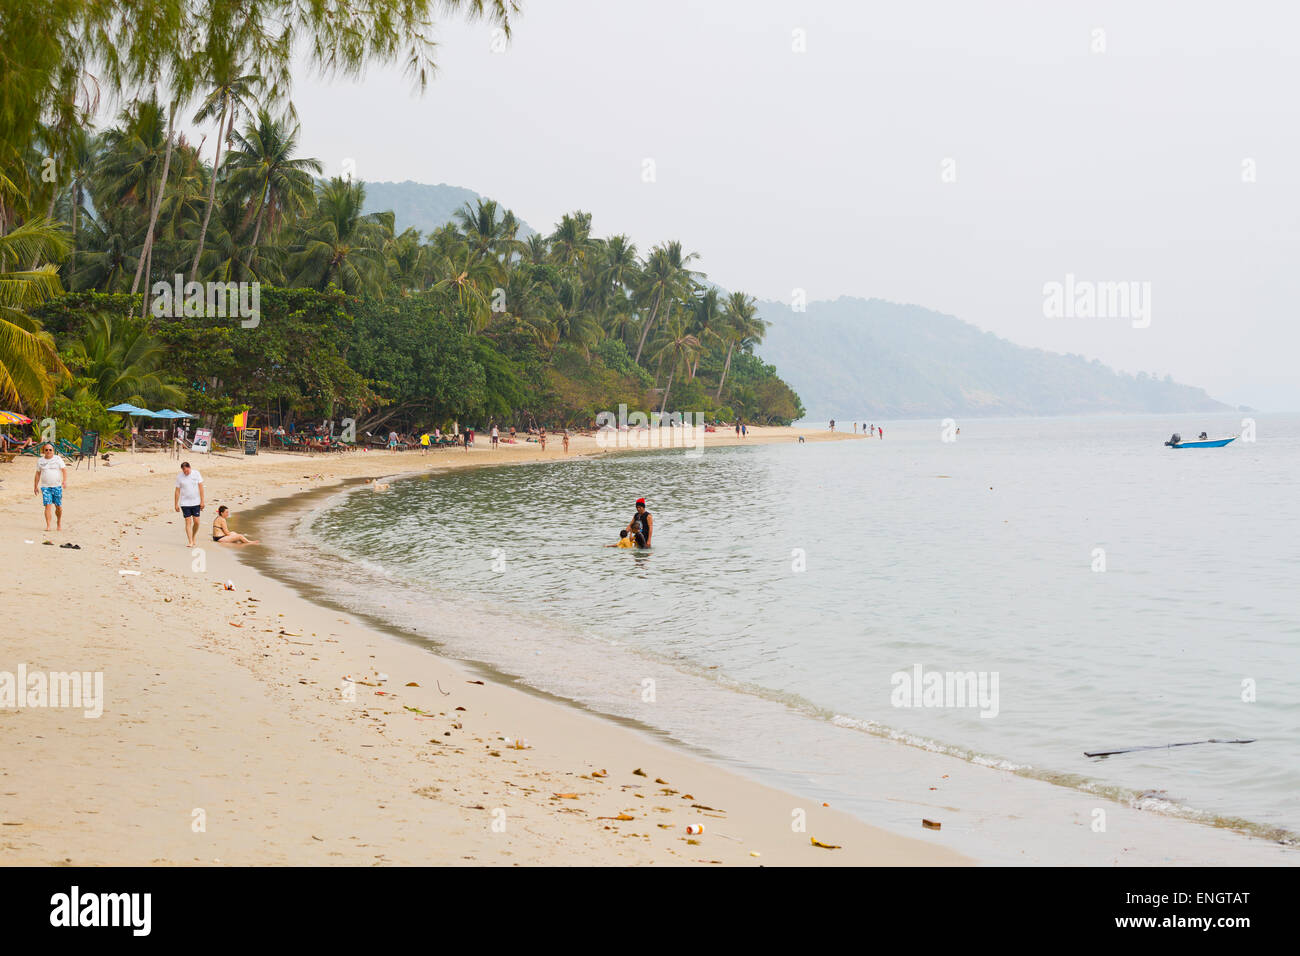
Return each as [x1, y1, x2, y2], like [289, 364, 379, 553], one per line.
[262, 414, 1300, 843]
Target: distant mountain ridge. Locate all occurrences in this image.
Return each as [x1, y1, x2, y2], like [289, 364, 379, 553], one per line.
[757, 297, 1231, 421]
[359, 179, 536, 237]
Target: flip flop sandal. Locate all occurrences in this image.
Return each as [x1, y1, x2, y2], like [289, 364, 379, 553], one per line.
[60, 542, 75, 549]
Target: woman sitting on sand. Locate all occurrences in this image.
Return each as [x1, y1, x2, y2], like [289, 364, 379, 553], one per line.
[212, 506, 258, 545]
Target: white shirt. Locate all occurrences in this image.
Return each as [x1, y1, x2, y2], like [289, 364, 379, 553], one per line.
[36, 455, 65, 487]
[491, 427, 499, 437]
[176, 469, 204, 506]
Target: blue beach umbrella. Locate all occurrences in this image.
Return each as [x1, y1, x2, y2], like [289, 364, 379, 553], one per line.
[115, 407, 159, 451]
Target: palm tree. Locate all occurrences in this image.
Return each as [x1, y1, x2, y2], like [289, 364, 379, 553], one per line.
[0, 216, 71, 408]
[652, 313, 701, 415]
[548, 212, 593, 269]
[432, 244, 501, 332]
[716, 291, 766, 399]
[56, 126, 100, 281]
[386, 227, 429, 293]
[224, 110, 321, 261]
[632, 240, 698, 365]
[495, 262, 554, 342]
[455, 198, 512, 263]
[64, 310, 185, 409]
[590, 233, 638, 325]
[522, 233, 550, 265]
[547, 274, 599, 353]
[72, 204, 141, 292]
[288, 177, 392, 295]
[96, 99, 169, 223]
[189, 50, 262, 279]
[194, 194, 263, 282]
[687, 285, 722, 378]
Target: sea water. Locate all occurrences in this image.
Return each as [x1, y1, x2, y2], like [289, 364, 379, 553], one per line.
[258, 414, 1300, 846]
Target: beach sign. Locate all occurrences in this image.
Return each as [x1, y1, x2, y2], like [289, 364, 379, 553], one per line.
[243, 427, 260, 455]
[192, 428, 212, 454]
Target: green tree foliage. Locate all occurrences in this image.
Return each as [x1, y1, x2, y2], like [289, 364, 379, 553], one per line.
[4, 0, 803, 432]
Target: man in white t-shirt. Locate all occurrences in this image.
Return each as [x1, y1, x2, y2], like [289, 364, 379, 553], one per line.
[33, 443, 67, 532]
[174, 461, 205, 547]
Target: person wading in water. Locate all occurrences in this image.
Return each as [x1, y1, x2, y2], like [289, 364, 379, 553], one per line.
[626, 497, 653, 548]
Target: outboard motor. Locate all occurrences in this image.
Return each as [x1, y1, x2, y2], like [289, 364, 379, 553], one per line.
[1198, 431, 1208, 440]
[1166, 433, 1181, 446]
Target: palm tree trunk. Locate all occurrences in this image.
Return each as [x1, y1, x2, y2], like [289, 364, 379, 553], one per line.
[190, 97, 230, 281]
[715, 341, 735, 400]
[132, 99, 177, 294]
[245, 188, 268, 268]
[68, 193, 78, 281]
[32, 175, 60, 270]
[139, 238, 154, 320]
[632, 288, 662, 366]
[659, 367, 675, 416]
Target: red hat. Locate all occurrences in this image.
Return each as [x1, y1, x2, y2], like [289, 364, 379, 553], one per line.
[635, 498, 646, 505]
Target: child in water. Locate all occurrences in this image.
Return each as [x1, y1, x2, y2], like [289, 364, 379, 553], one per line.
[606, 529, 637, 549]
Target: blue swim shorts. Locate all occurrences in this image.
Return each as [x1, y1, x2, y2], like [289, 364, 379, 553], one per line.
[181, 504, 202, 518]
[41, 487, 63, 507]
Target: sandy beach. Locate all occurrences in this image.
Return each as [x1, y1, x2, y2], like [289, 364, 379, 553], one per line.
[0, 427, 1294, 866]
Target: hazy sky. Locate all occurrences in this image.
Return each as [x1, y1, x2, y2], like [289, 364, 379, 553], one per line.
[280, 1, 1299, 410]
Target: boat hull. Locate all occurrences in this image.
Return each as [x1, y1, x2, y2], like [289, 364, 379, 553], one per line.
[1167, 437, 1236, 448]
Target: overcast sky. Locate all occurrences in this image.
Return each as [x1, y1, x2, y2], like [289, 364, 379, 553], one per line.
[281, 0, 1299, 411]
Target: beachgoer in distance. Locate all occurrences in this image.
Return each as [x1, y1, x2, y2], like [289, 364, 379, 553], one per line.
[627, 498, 653, 547]
[33, 443, 67, 532]
[420, 432, 430, 454]
[491, 424, 499, 448]
[562, 429, 570, 454]
[212, 505, 257, 545]
[174, 461, 205, 547]
[830, 419, 835, 432]
[605, 529, 637, 549]
[734, 421, 740, 437]
[539, 428, 547, 451]
[741, 422, 747, 437]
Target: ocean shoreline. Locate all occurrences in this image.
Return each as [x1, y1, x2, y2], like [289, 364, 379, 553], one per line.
[1, 426, 1294, 866]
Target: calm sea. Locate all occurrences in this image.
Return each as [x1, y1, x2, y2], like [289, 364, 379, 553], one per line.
[256, 414, 1300, 845]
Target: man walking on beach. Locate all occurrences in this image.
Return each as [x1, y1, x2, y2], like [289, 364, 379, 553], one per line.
[491, 424, 499, 449]
[174, 461, 205, 547]
[627, 498, 653, 548]
[33, 443, 67, 532]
